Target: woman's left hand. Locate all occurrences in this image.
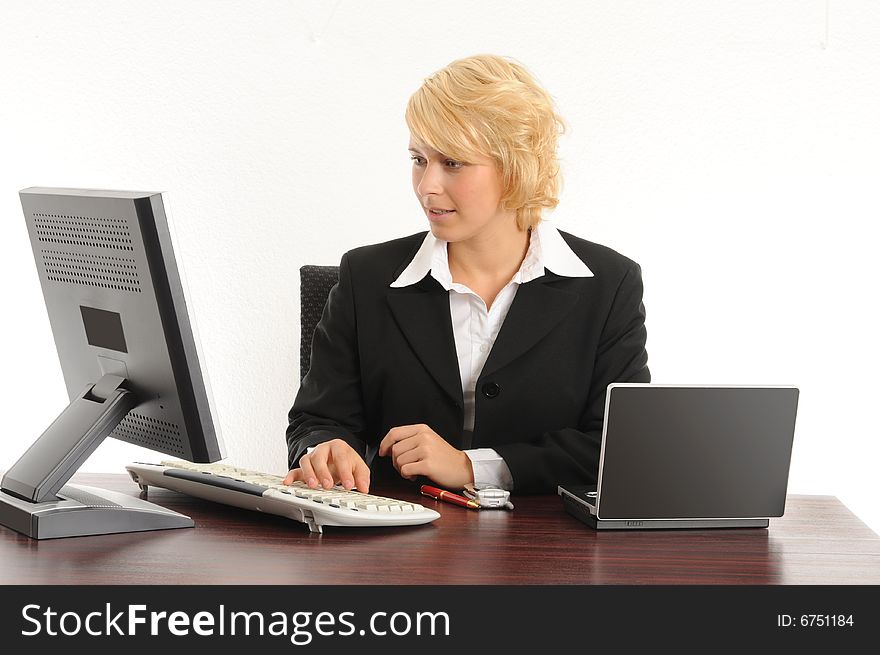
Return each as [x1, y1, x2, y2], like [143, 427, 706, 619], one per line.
[378, 424, 474, 489]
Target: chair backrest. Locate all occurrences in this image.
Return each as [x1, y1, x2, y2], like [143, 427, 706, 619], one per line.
[299, 265, 340, 382]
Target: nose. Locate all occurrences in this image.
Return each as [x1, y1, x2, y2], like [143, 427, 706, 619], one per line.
[415, 162, 444, 198]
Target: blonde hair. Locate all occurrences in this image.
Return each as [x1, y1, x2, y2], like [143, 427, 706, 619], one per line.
[406, 54, 565, 231]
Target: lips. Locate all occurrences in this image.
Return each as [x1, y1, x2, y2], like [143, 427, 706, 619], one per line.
[428, 208, 455, 215]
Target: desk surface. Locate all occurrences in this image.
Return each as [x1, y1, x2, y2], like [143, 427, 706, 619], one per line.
[2, 474, 878, 585]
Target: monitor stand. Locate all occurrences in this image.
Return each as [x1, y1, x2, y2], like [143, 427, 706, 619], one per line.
[0, 374, 193, 539]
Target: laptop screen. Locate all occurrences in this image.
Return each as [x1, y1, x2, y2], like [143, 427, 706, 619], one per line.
[596, 385, 798, 520]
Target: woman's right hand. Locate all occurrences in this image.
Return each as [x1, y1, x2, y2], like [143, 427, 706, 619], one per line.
[282, 438, 371, 493]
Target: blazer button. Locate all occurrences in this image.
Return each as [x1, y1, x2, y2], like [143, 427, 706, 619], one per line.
[481, 382, 501, 399]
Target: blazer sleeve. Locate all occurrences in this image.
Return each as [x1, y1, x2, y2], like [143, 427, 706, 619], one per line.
[286, 252, 368, 468]
[495, 262, 650, 493]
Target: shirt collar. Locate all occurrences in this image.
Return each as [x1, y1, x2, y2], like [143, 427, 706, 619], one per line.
[390, 222, 593, 289]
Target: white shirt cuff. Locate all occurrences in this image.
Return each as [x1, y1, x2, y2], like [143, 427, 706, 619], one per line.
[465, 448, 514, 491]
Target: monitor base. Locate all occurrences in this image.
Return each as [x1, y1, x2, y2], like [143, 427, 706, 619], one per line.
[0, 481, 193, 539]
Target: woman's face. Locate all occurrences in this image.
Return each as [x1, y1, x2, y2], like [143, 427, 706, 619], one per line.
[409, 140, 513, 242]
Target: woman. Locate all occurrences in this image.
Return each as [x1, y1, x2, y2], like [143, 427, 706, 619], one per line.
[284, 54, 649, 495]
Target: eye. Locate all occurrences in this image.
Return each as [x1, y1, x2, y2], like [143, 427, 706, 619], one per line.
[445, 159, 464, 169]
[410, 155, 426, 166]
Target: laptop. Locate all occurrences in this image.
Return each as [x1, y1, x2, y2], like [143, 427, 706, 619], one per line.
[558, 384, 799, 530]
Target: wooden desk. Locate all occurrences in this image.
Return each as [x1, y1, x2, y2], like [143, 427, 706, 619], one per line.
[1, 474, 878, 584]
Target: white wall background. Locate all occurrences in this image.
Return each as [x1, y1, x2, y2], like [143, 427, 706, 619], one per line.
[1, 1, 877, 534]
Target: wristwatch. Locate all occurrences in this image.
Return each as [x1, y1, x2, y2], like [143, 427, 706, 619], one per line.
[463, 483, 514, 510]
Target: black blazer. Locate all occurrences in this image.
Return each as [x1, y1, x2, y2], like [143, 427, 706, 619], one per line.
[287, 230, 650, 493]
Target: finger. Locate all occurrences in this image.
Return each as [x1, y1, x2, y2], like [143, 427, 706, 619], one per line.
[308, 449, 336, 489]
[283, 468, 305, 485]
[399, 461, 425, 481]
[298, 453, 320, 488]
[394, 445, 425, 468]
[353, 458, 371, 494]
[379, 424, 423, 456]
[329, 443, 359, 491]
[390, 435, 421, 461]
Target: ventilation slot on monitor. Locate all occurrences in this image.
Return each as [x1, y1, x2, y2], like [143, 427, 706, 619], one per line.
[110, 412, 186, 456]
[41, 250, 142, 292]
[33, 213, 134, 251]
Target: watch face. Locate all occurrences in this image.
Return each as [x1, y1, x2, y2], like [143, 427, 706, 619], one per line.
[464, 484, 512, 509]
[475, 489, 510, 507]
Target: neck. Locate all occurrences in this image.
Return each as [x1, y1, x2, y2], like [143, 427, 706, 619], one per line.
[447, 219, 530, 283]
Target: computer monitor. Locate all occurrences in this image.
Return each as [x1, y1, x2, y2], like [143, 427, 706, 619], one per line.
[0, 187, 225, 539]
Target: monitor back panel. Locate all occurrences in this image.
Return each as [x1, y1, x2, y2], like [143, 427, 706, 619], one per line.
[19, 188, 222, 462]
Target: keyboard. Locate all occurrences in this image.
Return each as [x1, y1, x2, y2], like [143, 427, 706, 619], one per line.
[125, 460, 440, 534]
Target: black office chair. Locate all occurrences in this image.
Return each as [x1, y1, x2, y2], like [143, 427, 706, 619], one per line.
[299, 265, 340, 382]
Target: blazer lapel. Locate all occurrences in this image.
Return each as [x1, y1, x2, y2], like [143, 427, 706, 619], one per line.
[387, 277, 463, 405]
[481, 277, 579, 379]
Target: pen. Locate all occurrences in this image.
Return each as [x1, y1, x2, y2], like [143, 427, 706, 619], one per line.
[420, 485, 480, 509]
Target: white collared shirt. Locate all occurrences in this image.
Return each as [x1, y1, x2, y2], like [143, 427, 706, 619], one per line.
[391, 222, 593, 491]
